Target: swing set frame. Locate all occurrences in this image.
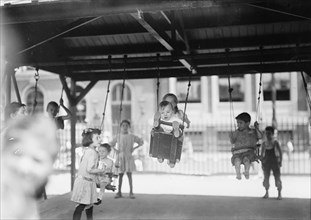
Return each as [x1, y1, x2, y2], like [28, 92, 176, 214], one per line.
[2, 0, 311, 190]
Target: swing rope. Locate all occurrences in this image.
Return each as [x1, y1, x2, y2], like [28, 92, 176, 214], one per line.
[100, 56, 112, 131]
[156, 53, 160, 107]
[115, 55, 127, 169]
[256, 47, 264, 122]
[182, 74, 192, 131]
[32, 68, 40, 114]
[299, 62, 311, 112]
[226, 49, 236, 132]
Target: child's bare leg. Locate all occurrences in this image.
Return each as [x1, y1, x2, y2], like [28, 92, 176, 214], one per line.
[153, 112, 161, 128]
[85, 206, 93, 220]
[172, 121, 180, 138]
[273, 167, 282, 200]
[115, 173, 123, 198]
[127, 172, 135, 199]
[98, 182, 105, 201]
[234, 158, 242, 180]
[262, 166, 270, 198]
[243, 157, 251, 179]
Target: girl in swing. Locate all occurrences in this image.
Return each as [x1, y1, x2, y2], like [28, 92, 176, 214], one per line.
[110, 120, 144, 199]
[46, 98, 72, 129]
[229, 112, 263, 180]
[71, 128, 104, 220]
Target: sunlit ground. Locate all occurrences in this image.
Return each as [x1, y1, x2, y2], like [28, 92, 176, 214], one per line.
[46, 172, 310, 199]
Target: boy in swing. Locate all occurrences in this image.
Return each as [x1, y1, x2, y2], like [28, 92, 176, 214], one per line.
[229, 112, 263, 180]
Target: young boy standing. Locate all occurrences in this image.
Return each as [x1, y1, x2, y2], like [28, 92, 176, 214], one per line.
[261, 126, 283, 200]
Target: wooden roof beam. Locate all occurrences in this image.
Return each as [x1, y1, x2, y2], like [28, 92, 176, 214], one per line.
[1, 0, 266, 25]
[69, 61, 311, 81]
[131, 10, 196, 73]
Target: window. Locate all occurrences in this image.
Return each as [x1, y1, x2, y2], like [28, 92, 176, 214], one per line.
[111, 83, 131, 124]
[184, 131, 203, 152]
[219, 75, 245, 102]
[76, 99, 86, 123]
[177, 77, 201, 103]
[217, 131, 232, 151]
[263, 73, 290, 101]
[26, 87, 44, 114]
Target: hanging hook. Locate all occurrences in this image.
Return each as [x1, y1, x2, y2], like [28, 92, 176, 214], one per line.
[34, 68, 40, 81]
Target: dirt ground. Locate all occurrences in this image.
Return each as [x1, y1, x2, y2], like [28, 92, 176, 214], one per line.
[39, 173, 310, 220]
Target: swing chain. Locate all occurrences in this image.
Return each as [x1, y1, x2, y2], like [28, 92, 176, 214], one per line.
[32, 68, 40, 114]
[34, 68, 40, 81]
[182, 75, 192, 130]
[100, 56, 112, 130]
[156, 53, 160, 107]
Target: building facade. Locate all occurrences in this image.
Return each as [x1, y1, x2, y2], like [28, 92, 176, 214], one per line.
[8, 67, 311, 153]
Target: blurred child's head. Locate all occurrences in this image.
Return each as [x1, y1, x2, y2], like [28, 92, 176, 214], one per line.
[82, 128, 101, 147]
[98, 143, 111, 159]
[235, 112, 251, 130]
[2, 114, 59, 196]
[162, 93, 178, 112]
[46, 101, 59, 117]
[120, 120, 131, 134]
[4, 102, 27, 122]
[159, 101, 174, 121]
[265, 126, 275, 139]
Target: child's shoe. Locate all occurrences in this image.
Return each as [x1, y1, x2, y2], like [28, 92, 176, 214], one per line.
[236, 173, 242, 180]
[169, 162, 175, 168]
[277, 191, 282, 200]
[114, 192, 122, 199]
[172, 121, 180, 138]
[105, 183, 116, 192]
[94, 198, 102, 205]
[263, 192, 269, 199]
[157, 158, 164, 163]
[243, 172, 250, 179]
[153, 112, 161, 128]
[129, 193, 135, 199]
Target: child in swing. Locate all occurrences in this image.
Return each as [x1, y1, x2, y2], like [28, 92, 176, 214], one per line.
[154, 101, 183, 136]
[229, 112, 263, 180]
[46, 98, 72, 129]
[71, 128, 105, 220]
[153, 101, 183, 167]
[154, 93, 191, 128]
[261, 126, 282, 200]
[110, 120, 144, 199]
[95, 143, 115, 205]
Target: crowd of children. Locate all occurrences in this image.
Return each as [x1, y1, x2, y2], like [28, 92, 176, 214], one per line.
[1, 91, 287, 220]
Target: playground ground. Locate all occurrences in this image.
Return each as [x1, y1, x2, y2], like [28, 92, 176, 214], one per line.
[39, 172, 310, 220]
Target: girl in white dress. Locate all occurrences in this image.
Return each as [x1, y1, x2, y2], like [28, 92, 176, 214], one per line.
[71, 128, 104, 220]
[110, 120, 144, 199]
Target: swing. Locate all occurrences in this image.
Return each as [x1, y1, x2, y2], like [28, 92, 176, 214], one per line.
[96, 56, 118, 192]
[55, 86, 65, 129]
[149, 55, 191, 166]
[228, 49, 262, 163]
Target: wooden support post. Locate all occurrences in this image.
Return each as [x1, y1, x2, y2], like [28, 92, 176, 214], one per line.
[5, 65, 12, 107]
[70, 79, 77, 190]
[12, 71, 21, 104]
[271, 73, 278, 129]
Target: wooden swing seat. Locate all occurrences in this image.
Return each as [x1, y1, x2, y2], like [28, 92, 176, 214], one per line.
[231, 144, 261, 163]
[149, 128, 183, 164]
